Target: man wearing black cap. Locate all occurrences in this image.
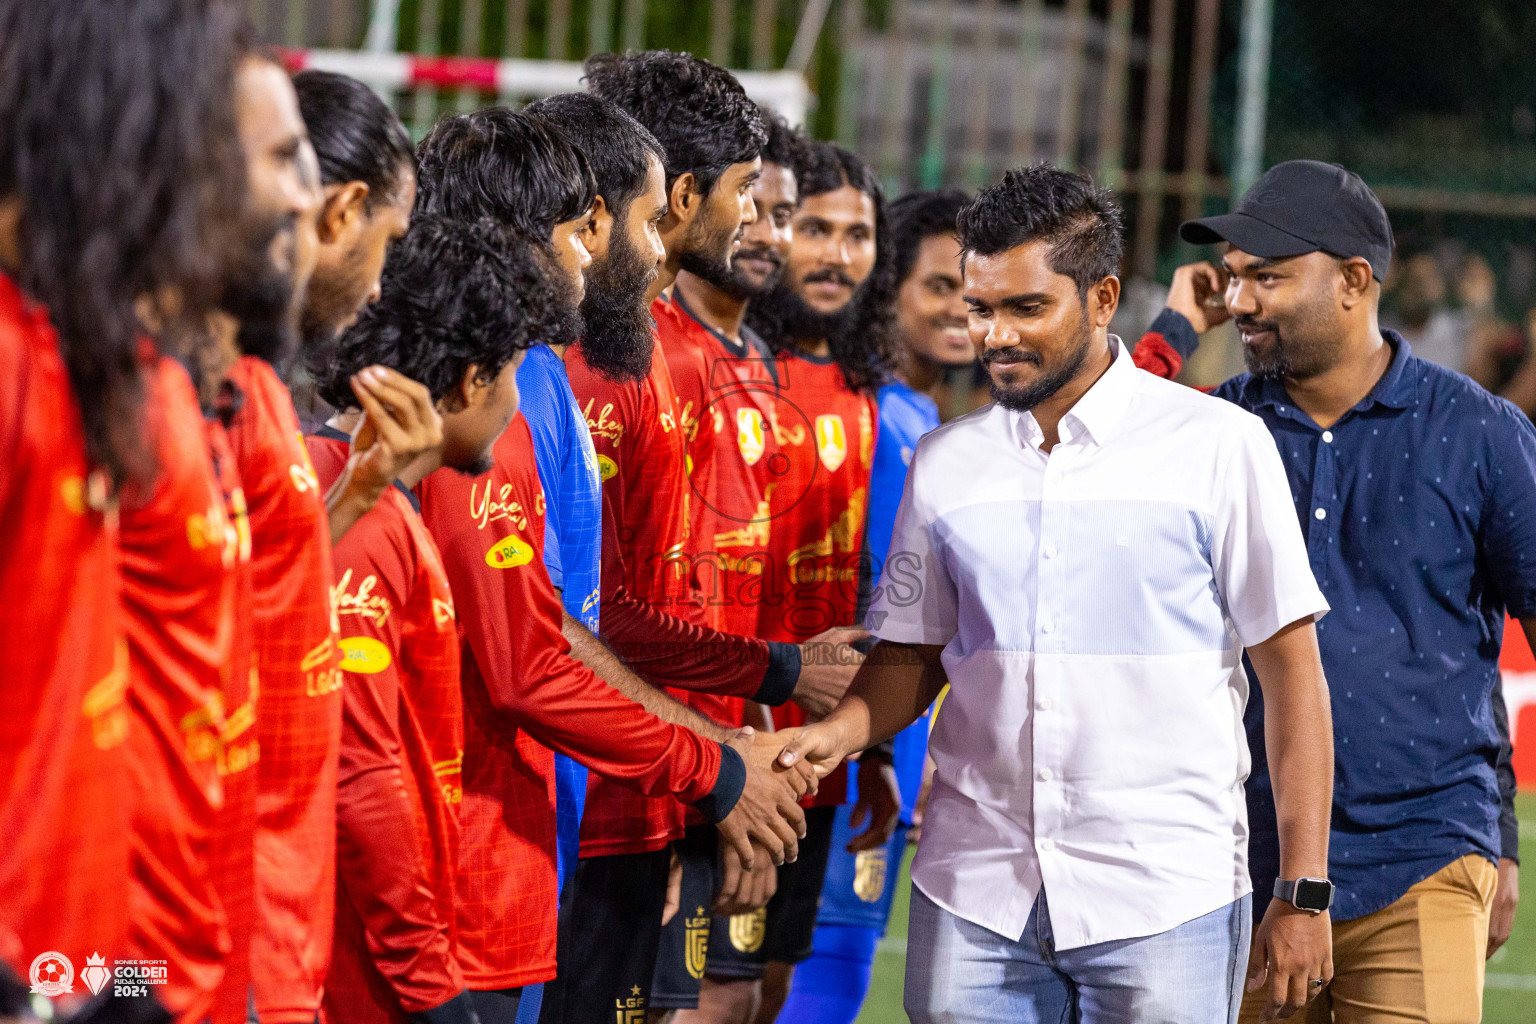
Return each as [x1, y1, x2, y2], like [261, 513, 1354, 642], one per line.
[1133, 159, 1536, 1023]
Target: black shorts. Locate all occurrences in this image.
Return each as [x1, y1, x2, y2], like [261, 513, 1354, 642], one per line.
[537, 847, 670, 1024]
[648, 826, 720, 1010]
[705, 804, 838, 979]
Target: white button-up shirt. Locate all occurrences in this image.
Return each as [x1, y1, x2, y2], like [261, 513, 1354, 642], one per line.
[866, 338, 1328, 949]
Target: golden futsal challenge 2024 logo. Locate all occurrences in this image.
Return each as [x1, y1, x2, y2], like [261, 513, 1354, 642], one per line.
[29, 950, 168, 999]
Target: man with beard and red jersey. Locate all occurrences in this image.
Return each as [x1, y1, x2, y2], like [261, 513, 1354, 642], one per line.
[641, 107, 808, 1023]
[307, 216, 567, 1024]
[414, 103, 788, 1024]
[533, 64, 865, 1024]
[0, 2, 247, 1012]
[408, 106, 818, 1024]
[218, 54, 441, 1024]
[725, 140, 899, 1024]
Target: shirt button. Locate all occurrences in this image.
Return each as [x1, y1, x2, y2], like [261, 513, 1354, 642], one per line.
[1039, 768, 1053, 781]
[1314, 507, 1327, 521]
[1038, 837, 1055, 852]
[1043, 544, 1057, 559]
[1322, 430, 1334, 443]
[1039, 697, 1053, 711]
[1042, 620, 1055, 634]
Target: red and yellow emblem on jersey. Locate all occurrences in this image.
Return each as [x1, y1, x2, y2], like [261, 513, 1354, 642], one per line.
[815, 414, 848, 472]
[736, 408, 766, 466]
[339, 635, 392, 674]
[485, 532, 535, 569]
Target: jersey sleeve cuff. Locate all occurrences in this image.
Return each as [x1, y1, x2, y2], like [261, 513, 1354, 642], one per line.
[751, 641, 801, 707]
[1148, 308, 1201, 360]
[694, 742, 746, 823]
[1502, 816, 1521, 863]
[407, 990, 479, 1024]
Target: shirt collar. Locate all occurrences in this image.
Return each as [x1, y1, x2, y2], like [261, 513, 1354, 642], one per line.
[1246, 330, 1417, 416]
[1013, 335, 1138, 450]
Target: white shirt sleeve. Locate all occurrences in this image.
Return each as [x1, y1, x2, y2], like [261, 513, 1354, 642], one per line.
[1212, 414, 1330, 647]
[865, 438, 959, 645]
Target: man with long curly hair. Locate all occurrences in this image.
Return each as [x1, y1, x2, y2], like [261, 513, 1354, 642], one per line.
[0, 0, 247, 1013]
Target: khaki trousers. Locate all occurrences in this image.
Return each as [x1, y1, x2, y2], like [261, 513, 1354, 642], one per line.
[1238, 854, 1497, 1024]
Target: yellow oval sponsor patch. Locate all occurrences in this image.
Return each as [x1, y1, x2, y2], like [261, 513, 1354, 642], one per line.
[339, 636, 392, 675]
[485, 533, 535, 569]
[597, 454, 618, 481]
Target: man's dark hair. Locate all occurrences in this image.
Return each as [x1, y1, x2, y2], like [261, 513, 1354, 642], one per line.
[956, 164, 1124, 296]
[524, 93, 665, 220]
[293, 69, 415, 210]
[889, 187, 970, 288]
[414, 107, 596, 241]
[584, 50, 766, 197]
[748, 141, 895, 393]
[0, 0, 247, 483]
[759, 104, 809, 177]
[314, 216, 572, 408]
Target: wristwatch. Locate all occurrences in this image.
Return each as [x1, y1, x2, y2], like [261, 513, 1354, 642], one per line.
[1273, 876, 1335, 914]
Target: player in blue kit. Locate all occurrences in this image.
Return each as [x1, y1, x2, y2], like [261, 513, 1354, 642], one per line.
[780, 189, 974, 1024]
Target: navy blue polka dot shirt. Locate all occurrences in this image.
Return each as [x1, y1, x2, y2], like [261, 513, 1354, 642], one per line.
[1152, 313, 1535, 921]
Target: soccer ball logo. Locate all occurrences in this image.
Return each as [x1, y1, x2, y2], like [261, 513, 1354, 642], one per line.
[29, 950, 74, 996]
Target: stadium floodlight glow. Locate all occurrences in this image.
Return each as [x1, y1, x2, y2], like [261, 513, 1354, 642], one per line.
[277, 48, 814, 128]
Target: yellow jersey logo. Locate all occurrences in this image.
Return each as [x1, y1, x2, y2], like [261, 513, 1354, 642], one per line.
[736, 408, 766, 466]
[485, 533, 535, 569]
[815, 414, 847, 472]
[339, 636, 392, 674]
[728, 908, 766, 953]
[597, 454, 618, 481]
[684, 907, 710, 979]
[853, 847, 888, 903]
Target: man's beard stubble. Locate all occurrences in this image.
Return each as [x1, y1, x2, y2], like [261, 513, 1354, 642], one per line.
[986, 306, 1094, 414]
[1235, 307, 1335, 381]
[224, 210, 302, 367]
[576, 222, 658, 383]
[693, 241, 784, 300]
[749, 271, 861, 351]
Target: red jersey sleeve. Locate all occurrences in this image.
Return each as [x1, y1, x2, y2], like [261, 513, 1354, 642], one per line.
[325, 486, 464, 1015]
[420, 420, 724, 801]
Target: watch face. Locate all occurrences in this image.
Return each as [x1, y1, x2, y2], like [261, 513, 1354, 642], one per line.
[1294, 878, 1333, 912]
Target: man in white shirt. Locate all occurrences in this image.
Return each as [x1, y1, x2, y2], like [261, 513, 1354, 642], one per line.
[776, 166, 1336, 1023]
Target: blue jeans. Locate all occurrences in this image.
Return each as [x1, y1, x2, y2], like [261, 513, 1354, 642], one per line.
[905, 887, 1252, 1024]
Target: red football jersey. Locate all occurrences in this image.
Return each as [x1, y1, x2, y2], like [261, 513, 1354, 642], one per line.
[224, 356, 343, 1024]
[0, 272, 131, 978]
[759, 353, 877, 807]
[121, 357, 244, 1020]
[417, 415, 725, 989]
[207, 416, 259, 1024]
[565, 314, 784, 858]
[309, 433, 465, 1024]
[656, 294, 783, 730]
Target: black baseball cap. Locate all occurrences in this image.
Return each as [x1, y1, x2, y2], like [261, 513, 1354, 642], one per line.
[1179, 160, 1394, 281]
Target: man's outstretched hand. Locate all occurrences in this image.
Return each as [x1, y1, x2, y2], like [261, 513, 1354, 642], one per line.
[773, 722, 850, 782]
[714, 728, 815, 877]
[791, 626, 869, 719]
